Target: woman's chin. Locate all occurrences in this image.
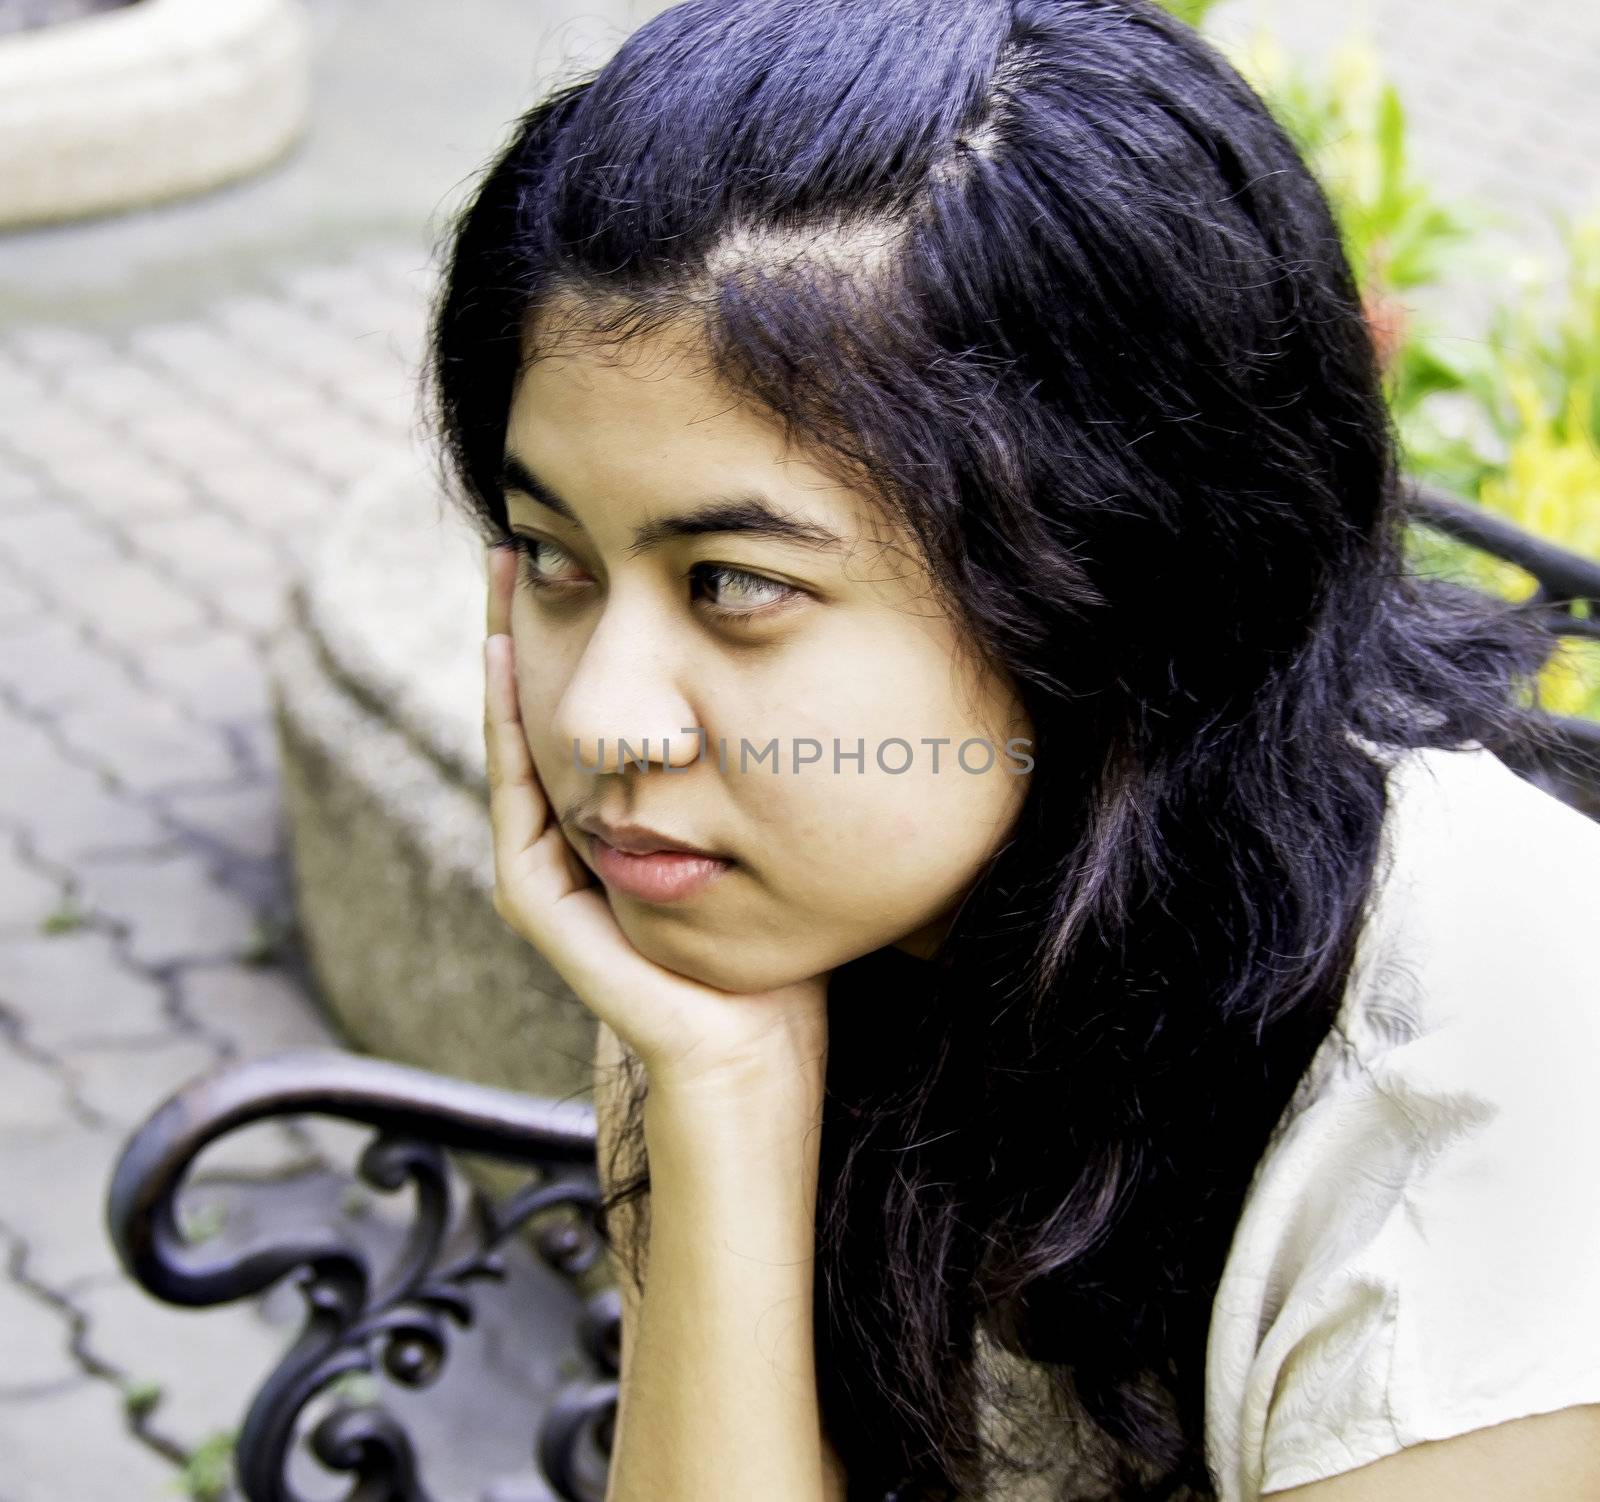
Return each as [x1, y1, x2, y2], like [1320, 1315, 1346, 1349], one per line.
[611, 912, 811, 996]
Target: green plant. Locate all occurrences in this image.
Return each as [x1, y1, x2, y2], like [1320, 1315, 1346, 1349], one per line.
[1153, 0, 1223, 27]
[39, 892, 87, 935]
[173, 1429, 236, 1502]
[121, 1378, 164, 1422]
[239, 914, 289, 968]
[1220, 19, 1600, 722]
[1405, 209, 1600, 720]
[1224, 28, 1485, 434]
[178, 1198, 229, 1247]
[338, 1184, 373, 1219]
[323, 1368, 381, 1407]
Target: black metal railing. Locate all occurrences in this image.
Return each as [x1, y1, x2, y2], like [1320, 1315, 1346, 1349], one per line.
[106, 1051, 618, 1502]
[1406, 480, 1600, 812]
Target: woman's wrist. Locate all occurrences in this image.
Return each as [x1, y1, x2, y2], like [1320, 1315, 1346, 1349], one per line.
[643, 1054, 827, 1195]
[642, 1022, 828, 1127]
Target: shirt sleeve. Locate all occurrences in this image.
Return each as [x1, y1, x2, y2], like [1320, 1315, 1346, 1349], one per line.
[1250, 763, 1600, 1495]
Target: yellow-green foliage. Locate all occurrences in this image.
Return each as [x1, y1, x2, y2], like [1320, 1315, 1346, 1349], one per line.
[1222, 29, 1489, 473]
[1442, 372, 1600, 718]
[1422, 212, 1600, 718]
[1224, 23, 1600, 720]
[1226, 32, 1477, 296]
[1154, 0, 1223, 27]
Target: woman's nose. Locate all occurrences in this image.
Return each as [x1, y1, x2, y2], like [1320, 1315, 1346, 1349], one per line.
[551, 606, 702, 776]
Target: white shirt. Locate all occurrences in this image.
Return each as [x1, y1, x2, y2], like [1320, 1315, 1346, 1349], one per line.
[968, 741, 1600, 1500]
[1205, 742, 1600, 1497]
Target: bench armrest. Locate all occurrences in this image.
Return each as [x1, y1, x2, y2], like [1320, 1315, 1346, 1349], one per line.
[105, 1047, 618, 1502]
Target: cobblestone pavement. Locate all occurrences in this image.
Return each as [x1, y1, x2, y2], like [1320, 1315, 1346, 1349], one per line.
[0, 0, 635, 1491]
[0, 245, 436, 1501]
[0, 1, 1597, 1499]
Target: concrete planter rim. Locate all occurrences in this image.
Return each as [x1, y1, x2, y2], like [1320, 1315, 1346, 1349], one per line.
[0, 0, 311, 228]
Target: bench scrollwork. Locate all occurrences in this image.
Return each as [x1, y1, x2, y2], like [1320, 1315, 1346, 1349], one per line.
[105, 1048, 618, 1502]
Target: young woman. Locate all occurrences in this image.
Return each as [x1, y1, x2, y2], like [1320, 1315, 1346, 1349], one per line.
[430, 1, 1600, 1497]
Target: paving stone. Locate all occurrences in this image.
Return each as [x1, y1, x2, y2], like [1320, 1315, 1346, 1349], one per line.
[74, 1274, 292, 1458]
[0, 620, 121, 718]
[266, 414, 408, 488]
[211, 294, 396, 387]
[15, 448, 127, 506]
[0, 572, 44, 630]
[136, 631, 273, 727]
[331, 291, 427, 345]
[0, 930, 171, 1050]
[224, 372, 329, 427]
[213, 579, 291, 639]
[274, 1110, 374, 1176]
[0, 617, 141, 717]
[66, 1037, 226, 1134]
[0, 1046, 77, 1132]
[0, 350, 53, 408]
[0, 1289, 79, 1398]
[79, 849, 261, 969]
[0, 504, 122, 572]
[327, 375, 422, 438]
[0, 1375, 181, 1502]
[56, 686, 240, 796]
[194, 450, 334, 526]
[42, 453, 197, 528]
[51, 363, 178, 425]
[17, 771, 170, 868]
[0, 685, 86, 781]
[275, 259, 393, 315]
[160, 782, 285, 864]
[0, 463, 50, 518]
[365, 244, 436, 296]
[60, 555, 213, 641]
[4, 326, 115, 372]
[127, 320, 255, 384]
[0, 406, 113, 471]
[0, 843, 69, 937]
[231, 715, 285, 783]
[0, 716, 173, 870]
[223, 388, 336, 439]
[1, 1123, 131, 1287]
[181, 1114, 324, 1180]
[124, 408, 263, 474]
[0, 1231, 81, 1395]
[126, 511, 286, 590]
[177, 964, 333, 1055]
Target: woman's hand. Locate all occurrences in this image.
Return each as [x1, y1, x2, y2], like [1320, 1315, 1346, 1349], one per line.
[482, 542, 830, 1100]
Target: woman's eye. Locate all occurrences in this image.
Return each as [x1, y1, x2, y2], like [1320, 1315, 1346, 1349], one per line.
[503, 536, 801, 623]
[690, 563, 803, 621]
[507, 534, 585, 588]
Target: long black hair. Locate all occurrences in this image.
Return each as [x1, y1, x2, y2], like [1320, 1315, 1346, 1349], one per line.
[428, 2, 1562, 1495]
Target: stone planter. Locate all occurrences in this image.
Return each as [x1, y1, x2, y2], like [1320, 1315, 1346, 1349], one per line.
[0, 0, 310, 228]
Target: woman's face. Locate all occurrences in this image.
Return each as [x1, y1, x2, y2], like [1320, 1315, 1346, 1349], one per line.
[502, 305, 1033, 993]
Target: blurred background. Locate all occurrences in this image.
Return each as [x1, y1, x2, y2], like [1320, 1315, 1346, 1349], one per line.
[0, 1, 1596, 1499]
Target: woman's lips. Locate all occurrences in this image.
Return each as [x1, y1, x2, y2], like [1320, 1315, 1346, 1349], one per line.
[588, 835, 733, 903]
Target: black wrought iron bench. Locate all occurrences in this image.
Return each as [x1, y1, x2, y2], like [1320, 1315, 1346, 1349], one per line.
[104, 483, 1600, 1502]
[106, 1050, 620, 1502]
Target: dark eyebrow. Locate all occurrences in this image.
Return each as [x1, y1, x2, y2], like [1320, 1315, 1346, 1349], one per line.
[500, 453, 850, 560]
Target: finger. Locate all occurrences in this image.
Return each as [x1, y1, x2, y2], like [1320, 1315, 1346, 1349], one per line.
[485, 540, 516, 638]
[483, 632, 546, 868]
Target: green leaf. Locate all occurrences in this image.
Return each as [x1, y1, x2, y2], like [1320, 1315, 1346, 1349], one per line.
[1154, 0, 1222, 28]
[122, 1379, 164, 1421]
